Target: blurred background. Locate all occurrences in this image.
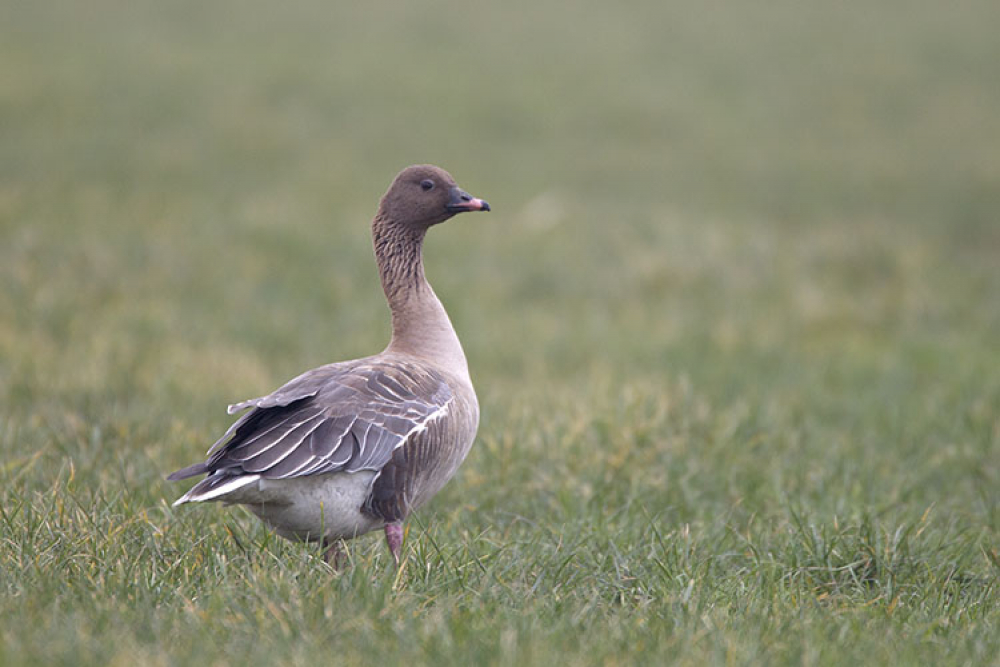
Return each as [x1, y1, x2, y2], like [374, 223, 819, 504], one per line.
[2, 0, 999, 662]
[2, 0, 998, 509]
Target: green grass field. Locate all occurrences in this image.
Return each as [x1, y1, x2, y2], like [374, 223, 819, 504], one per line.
[2, 0, 999, 664]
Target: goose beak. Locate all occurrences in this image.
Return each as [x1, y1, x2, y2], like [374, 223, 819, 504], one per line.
[447, 187, 490, 214]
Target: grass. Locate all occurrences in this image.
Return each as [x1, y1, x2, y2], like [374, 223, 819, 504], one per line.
[1, 0, 999, 664]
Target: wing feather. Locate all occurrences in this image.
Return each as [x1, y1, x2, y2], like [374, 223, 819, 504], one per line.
[240, 413, 327, 473]
[169, 360, 454, 491]
[224, 407, 326, 462]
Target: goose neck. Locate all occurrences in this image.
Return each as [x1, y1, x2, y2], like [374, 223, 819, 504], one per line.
[372, 215, 470, 381]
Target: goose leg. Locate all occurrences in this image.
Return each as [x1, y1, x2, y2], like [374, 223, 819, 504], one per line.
[323, 538, 346, 569]
[384, 523, 404, 565]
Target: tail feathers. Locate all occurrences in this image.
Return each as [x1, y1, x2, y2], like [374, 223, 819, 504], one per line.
[167, 461, 210, 481]
[172, 473, 261, 507]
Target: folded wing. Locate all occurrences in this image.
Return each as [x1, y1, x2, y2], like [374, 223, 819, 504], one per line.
[168, 360, 453, 502]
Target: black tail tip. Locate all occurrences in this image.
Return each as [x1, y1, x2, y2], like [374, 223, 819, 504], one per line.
[166, 462, 208, 481]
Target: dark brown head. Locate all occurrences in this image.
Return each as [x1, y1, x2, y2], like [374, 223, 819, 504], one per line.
[377, 164, 490, 230]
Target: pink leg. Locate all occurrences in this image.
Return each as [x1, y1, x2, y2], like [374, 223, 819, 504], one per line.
[384, 523, 404, 565]
[323, 539, 346, 570]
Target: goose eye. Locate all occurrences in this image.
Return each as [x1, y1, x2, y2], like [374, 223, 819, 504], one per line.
[420, 180, 434, 191]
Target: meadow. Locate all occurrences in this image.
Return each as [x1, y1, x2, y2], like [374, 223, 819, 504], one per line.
[1, 0, 998, 664]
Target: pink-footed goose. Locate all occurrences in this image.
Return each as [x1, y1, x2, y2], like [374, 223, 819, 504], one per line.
[168, 165, 489, 566]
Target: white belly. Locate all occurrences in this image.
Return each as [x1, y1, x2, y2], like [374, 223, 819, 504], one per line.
[227, 471, 383, 543]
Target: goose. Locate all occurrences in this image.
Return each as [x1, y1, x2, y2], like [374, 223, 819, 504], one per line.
[168, 164, 489, 566]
